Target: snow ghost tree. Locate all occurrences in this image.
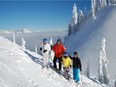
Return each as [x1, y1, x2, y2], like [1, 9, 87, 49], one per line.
[49, 38, 53, 47]
[101, 0, 107, 7]
[91, 0, 96, 19]
[85, 59, 90, 78]
[21, 37, 26, 49]
[79, 10, 85, 24]
[110, 0, 116, 4]
[13, 32, 16, 44]
[98, 38, 109, 85]
[108, 0, 111, 5]
[35, 46, 38, 54]
[71, 3, 78, 25]
[96, 0, 101, 11]
[68, 3, 78, 36]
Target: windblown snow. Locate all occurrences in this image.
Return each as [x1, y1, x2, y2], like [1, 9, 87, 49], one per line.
[65, 5, 116, 86]
[0, 36, 103, 87]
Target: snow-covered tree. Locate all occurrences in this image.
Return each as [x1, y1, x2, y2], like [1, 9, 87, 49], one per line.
[35, 46, 38, 54]
[71, 3, 78, 26]
[102, 0, 107, 7]
[84, 6, 88, 19]
[68, 24, 72, 36]
[96, 0, 101, 11]
[108, 0, 111, 5]
[85, 59, 90, 78]
[21, 37, 26, 49]
[91, 0, 96, 19]
[49, 38, 53, 47]
[68, 3, 78, 35]
[98, 0, 107, 8]
[98, 38, 109, 85]
[13, 32, 16, 44]
[79, 10, 85, 24]
[109, 0, 116, 4]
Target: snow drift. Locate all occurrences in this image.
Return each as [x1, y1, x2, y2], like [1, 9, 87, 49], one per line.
[65, 5, 116, 85]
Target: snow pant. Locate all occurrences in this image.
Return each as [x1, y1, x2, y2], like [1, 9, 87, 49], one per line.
[63, 67, 71, 79]
[43, 53, 49, 68]
[73, 68, 80, 82]
[53, 57, 62, 71]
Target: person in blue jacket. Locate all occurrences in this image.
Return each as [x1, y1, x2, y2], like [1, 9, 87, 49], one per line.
[70, 52, 82, 83]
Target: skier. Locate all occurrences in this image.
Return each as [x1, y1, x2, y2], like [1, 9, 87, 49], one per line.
[40, 38, 51, 69]
[52, 39, 65, 74]
[61, 52, 72, 80]
[70, 52, 82, 84]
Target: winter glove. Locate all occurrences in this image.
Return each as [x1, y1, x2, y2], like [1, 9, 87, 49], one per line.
[40, 47, 42, 51]
[43, 50, 47, 53]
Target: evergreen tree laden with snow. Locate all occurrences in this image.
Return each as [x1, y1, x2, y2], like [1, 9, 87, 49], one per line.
[79, 10, 85, 24]
[71, 3, 78, 26]
[91, 0, 96, 19]
[68, 3, 78, 36]
[49, 38, 53, 47]
[13, 32, 16, 44]
[96, 0, 101, 11]
[98, 38, 109, 85]
[68, 24, 72, 36]
[21, 37, 26, 49]
[101, 0, 107, 7]
[35, 46, 38, 54]
[85, 59, 90, 78]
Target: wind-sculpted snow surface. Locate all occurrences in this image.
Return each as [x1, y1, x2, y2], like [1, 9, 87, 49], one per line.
[0, 36, 103, 87]
[65, 5, 116, 86]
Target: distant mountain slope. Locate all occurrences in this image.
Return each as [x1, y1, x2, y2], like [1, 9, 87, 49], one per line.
[65, 5, 116, 85]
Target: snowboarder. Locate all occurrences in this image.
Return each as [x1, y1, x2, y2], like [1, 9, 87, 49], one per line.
[70, 52, 82, 83]
[61, 52, 72, 80]
[52, 39, 65, 73]
[40, 38, 51, 69]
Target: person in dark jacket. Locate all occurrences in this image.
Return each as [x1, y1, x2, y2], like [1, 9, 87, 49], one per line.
[70, 52, 82, 83]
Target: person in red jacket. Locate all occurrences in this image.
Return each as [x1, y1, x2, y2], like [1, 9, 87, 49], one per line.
[52, 39, 66, 73]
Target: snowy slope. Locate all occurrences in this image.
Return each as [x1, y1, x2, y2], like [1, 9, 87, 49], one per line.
[0, 36, 103, 87]
[65, 5, 116, 86]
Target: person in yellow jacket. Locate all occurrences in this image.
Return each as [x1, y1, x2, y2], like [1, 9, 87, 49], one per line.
[61, 52, 72, 80]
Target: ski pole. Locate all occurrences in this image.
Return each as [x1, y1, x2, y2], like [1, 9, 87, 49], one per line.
[81, 73, 84, 87]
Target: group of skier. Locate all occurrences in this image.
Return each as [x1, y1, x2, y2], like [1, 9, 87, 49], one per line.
[40, 38, 82, 84]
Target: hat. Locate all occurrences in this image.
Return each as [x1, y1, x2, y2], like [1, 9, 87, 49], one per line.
[43, 38, 47, 43]
[74, 52, 78, 55]
[63, 52, 69, 57]
[57, 39, 62, 42]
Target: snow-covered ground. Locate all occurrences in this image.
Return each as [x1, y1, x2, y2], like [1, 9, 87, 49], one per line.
[0, 36, 103, 87]
[65, 5, 116, 86]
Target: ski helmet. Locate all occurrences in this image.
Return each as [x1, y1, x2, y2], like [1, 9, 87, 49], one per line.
[43, 38, 47, 43]
[63, 52, 68, 57]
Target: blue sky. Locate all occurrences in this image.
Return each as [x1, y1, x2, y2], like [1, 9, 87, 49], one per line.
[0, 1, 91, 31]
